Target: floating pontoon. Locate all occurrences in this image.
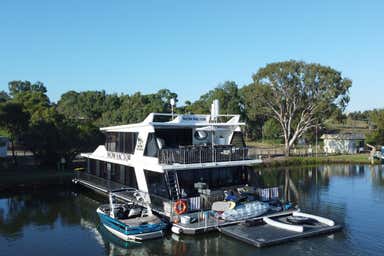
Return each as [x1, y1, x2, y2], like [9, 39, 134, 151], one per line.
[219, 211, 342, 247]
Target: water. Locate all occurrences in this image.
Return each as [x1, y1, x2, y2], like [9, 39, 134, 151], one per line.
[1, 165, 384, 256]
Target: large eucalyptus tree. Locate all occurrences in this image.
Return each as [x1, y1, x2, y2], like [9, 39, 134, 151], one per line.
[250, 60, 351, 156]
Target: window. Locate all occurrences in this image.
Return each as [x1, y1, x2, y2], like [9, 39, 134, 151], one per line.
[124, 166, 138, 188]
[231, 132, 246, 147]
[144, 170, 170, 199]
[99, 161, 108, 179]
[110, 163, 121, 183]
[144, 133, 159, 157]
[88, 159, 97, 175]
[105, 132, 138, 154]
[155, 128, 192, 148]
[121, 132, 139, 153]
[105, 133, 117, 152]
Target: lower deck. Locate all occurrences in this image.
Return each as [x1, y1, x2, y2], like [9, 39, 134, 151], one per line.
[72, 172, 170, 216]
[73, 171, 342, 245]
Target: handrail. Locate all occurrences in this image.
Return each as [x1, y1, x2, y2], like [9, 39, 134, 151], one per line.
[74, 172, 174, 216]
[159, 145, 249, 165]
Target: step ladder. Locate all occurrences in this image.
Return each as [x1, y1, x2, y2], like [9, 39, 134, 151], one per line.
[165, 170, 181, 200]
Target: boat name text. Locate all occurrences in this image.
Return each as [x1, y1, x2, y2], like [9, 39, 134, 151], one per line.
[107, 152, 131, 161]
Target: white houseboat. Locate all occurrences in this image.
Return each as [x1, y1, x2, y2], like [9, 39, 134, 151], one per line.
[76, 100, 261, 217]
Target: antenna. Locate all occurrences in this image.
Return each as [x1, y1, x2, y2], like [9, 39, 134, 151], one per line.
[170, 98, 176, 118]
[211, 99, 220, 122]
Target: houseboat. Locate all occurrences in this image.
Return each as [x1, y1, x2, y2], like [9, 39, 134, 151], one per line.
[76, 100, 261, 216]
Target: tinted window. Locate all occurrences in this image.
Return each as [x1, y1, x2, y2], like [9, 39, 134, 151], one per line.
[144, 170, 170, 199]
[124, 166, 138, 188]
[88, 159, 97, 175]
[144, 133, 159, 157]
[105, 132, 138, 154]
[110, 163, 121, 183]
[155, 128, 192, 148]
[99, 161, 108, 179]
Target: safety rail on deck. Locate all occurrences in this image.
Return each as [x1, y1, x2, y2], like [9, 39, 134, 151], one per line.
[159, 145, 249, 165]
[74, 172, 174, 216]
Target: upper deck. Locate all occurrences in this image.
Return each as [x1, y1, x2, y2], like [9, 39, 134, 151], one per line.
[81, 112, 261, 170]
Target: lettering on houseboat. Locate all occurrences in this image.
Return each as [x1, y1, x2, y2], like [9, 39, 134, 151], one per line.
[182, 116, 207, 121]
[136, 137, 144, 151]
[107, 152, 131, 161]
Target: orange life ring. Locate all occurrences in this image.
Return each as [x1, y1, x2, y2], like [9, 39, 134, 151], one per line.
[173, 200, 188, 215]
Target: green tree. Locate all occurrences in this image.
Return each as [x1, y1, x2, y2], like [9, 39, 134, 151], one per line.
[250, 60, 351, 156]
[366, 109, 384, 145]
[56, 91, 81, 119]
[113, 89, 178, 125]
[8, 80, 50, 118]
[187, 81, 244, 115]
[241, 84, 268, 140]
[262, 118, 282, 142]
[0, 102, 30, 161]
[0, 91, 10, 103]
[8, 80, 47, 96]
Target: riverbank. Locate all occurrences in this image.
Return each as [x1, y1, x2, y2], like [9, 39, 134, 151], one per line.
[258, 153, 380, 168]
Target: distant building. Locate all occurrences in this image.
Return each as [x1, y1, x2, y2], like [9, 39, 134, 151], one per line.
[321, 133, 365, 154]
[0, 137, 9, 157]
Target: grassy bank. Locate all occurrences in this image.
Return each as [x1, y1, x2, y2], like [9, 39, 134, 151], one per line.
[258, 153, 380, 168]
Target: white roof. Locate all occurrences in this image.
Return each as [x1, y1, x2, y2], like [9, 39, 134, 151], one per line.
[100, 113, 244, 132]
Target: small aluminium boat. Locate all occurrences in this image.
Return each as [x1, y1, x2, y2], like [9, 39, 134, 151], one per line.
[97, 192, 168, 241]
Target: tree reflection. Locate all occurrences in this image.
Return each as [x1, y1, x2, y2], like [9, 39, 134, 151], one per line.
[368, 165, 384, 188]
[0, 187, 101, 239]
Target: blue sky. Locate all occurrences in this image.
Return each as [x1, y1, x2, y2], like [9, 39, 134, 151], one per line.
[0, 0, 383, 111]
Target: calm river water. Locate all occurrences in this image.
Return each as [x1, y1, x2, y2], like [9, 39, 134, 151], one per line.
[1, 165, 384, 256]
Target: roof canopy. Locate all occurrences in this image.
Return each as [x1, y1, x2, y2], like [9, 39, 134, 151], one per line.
[100, 113, 244, 132]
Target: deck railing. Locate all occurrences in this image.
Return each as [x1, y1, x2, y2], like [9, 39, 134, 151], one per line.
[159, 145, 249, 165]
[74, 172, 174, 216]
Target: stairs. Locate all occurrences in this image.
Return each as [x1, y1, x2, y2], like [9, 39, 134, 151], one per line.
[165, 170, 181, 200]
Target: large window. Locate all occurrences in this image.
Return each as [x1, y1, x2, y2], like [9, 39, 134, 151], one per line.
[87, 159, 138, 188]
[110, 163, 121, 183]
[99, 161, 108, 179]
[155, 128, 192, 148]
[88, 159, 97, 175]
[144, 133, 159, 157]
[177, 167, 248, 197]
[124, 166, 138, 188]
[105, 132, 138, 154]
[144, 170, 170, 199]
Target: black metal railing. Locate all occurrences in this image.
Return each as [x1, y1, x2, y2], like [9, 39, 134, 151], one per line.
[74, 172, 174, 216]
[159, 145, 249, 165]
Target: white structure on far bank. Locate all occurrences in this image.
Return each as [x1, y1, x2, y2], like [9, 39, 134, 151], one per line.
[321, 133, 365, 154]
[0, 137, 9, 157]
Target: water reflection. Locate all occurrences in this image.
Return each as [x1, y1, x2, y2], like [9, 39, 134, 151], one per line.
[1, 165, 384, 255]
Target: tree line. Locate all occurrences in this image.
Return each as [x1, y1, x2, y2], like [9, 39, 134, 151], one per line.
[0, 60, 359, 165]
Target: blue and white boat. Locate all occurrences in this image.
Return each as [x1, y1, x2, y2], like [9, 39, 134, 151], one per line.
[97, 192, 168, 241]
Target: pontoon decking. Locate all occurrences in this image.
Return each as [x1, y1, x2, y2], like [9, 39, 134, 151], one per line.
[218, 211, 342, 247]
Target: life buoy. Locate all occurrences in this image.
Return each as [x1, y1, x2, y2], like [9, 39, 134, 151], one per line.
[173, 200, 188, 215]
